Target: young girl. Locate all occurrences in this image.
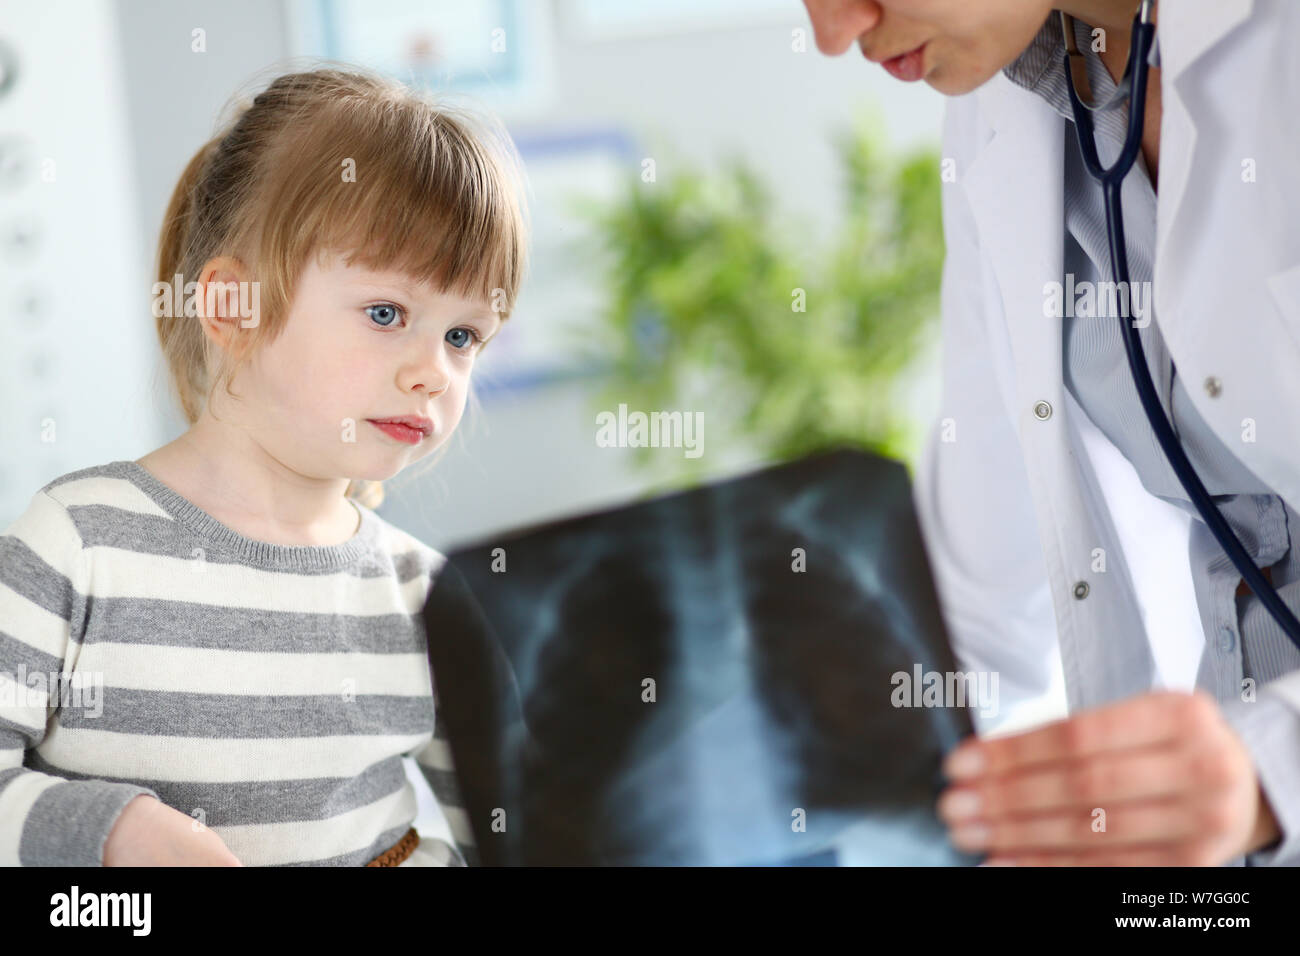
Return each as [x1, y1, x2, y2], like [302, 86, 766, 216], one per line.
[0, 64, 528, 866]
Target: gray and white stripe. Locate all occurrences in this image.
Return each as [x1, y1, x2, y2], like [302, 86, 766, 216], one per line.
[0, 460, 476, 866]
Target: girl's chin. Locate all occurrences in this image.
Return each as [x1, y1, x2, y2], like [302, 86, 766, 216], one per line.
[348, 455, 412, 482]
[358, 439, 439, 473]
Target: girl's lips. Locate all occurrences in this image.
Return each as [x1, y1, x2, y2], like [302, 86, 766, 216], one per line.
[882, 42, 928, 82]
[367, 419, 427, 445]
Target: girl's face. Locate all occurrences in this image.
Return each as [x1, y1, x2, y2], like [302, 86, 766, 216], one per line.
[224, 249, 500, 483]
[803, 0, 1054, 95]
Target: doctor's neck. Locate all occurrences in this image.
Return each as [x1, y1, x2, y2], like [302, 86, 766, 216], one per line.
[1056, 0, 1156, 36]
[1055, 0, 1158, 86]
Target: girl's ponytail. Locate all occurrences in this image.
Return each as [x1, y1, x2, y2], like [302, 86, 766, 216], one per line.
[154, 139, 219, 425]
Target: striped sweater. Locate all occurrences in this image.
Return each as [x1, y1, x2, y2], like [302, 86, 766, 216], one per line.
[0, 459, 476, 866]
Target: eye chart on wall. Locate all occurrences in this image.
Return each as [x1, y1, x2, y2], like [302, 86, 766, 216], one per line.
[0, 0, 156, 526]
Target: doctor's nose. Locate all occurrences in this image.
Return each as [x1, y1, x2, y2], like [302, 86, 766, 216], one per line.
[804, 0, 883, 56]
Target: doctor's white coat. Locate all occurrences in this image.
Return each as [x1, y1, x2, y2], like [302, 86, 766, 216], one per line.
[912, 0, 1300, 754]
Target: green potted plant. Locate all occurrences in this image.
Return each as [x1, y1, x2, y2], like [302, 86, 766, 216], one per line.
[572, 109, 944, 489]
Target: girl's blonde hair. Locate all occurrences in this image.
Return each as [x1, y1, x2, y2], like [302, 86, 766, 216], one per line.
[154, 63, 530, 509]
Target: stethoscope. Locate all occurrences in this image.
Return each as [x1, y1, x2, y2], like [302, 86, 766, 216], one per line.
[1061, 0, 1300, 653]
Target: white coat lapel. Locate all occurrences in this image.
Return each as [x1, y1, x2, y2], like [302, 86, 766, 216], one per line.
[957, 74, 1160, 711]
[1150, 0, 1254, 335]
[962, 75, 1065, 420]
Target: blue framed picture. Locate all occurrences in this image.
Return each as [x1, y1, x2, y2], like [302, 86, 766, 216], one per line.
[286, 0, 555, 117]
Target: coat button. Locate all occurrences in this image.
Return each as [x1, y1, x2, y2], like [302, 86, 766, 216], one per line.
[1204, 376, 1222, 398]
[1073, 580, 1089, 599]
[1034, 400, 1053, 421]
[1218, 627, 1235, 653]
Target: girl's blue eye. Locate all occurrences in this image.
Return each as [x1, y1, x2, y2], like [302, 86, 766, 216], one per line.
[366, 303, 481, 350]
[366, 303, 402, 327]
[446, 327, 480, 350]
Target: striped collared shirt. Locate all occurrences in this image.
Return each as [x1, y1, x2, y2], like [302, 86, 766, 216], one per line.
[1002, 13, 1300, 867]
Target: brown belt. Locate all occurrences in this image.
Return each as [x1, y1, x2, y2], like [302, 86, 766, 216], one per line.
[366, 827, 419, 867]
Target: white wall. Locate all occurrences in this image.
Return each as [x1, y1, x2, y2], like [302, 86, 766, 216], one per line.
[10, 0, 945, 547]
[0, 0, 158, 522]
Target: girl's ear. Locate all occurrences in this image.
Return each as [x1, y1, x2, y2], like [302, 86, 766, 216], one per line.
[195, 255, 258, 352]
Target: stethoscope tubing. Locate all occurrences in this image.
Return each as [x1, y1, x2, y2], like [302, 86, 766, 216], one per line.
[1063, 6, 1300, 651]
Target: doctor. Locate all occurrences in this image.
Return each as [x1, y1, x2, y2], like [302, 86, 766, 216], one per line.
[805, 0, 1300, 866]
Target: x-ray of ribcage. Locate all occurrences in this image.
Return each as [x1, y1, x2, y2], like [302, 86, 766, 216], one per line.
[423, 448, 979, 866]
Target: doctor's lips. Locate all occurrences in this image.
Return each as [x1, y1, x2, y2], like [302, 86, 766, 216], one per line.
[366, 415, 433, 444]
[862, 40, 929, 83]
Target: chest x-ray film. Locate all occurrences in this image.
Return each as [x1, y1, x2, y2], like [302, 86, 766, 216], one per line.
[423, 448, 981, 865]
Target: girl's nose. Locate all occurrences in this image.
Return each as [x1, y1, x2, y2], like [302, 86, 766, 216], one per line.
[806, 0, 884, 57]
[402, 352, 451, 398]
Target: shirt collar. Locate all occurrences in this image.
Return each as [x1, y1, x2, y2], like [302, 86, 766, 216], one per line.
[1001, 12, 1128, 125]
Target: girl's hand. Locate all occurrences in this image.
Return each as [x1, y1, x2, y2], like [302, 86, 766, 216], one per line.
[936, 690, 1281, 865]
[103, 795, 244, 866]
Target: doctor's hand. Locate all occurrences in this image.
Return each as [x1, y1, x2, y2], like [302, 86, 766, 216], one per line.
[936, 690, 1281, 865]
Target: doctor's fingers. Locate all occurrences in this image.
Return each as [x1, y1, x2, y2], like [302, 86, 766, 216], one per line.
[803, 0, 883, 56]
[938, 746, 1205, 822]
[943, 689, 1227, 780]
[949, 797, 1242, 862]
